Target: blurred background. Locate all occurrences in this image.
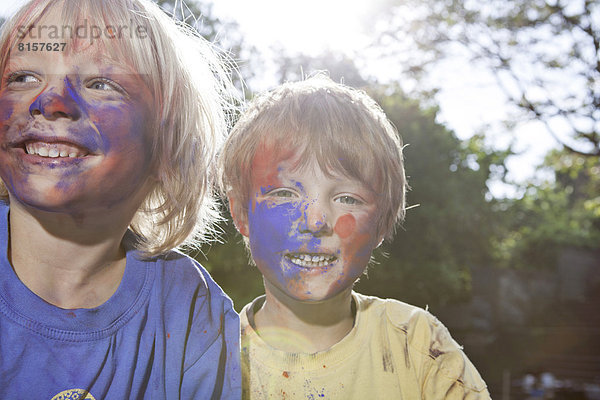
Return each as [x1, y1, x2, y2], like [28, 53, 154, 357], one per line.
[2, 0, 599, 398]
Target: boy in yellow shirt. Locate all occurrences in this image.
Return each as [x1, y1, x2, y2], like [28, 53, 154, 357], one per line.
[220, 75, 490, 399]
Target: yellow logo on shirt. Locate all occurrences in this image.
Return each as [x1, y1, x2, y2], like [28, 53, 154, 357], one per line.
[51, 389, 96, 400]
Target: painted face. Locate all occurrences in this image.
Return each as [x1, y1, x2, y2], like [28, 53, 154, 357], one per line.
[242, 151, 382, 302]
[0, 11, 154, 219]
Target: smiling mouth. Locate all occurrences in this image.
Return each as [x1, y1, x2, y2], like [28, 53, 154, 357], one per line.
[23, 141, 89, 158]
[285, 253, 338, 268]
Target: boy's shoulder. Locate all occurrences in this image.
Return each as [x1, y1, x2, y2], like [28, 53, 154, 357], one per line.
[125, 232, 207, 287]
[126, 239, 234, 313]
[140, 248, 238, 365]
[149, 249, 208, 283]
[354, 291, 439, 341]
[354, 292, 490, 396]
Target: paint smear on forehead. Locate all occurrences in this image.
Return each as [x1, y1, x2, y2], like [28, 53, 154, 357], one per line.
[250, 143, 296, 208]
[251, 144, 296, 183]
[251, 151, 280, 192]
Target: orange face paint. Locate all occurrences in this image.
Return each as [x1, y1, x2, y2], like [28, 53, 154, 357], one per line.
[334, 214, 356, 239]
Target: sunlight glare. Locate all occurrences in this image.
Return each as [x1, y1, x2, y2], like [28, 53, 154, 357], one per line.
[0, 0, 28, 17]
[215, 0, 371, 55]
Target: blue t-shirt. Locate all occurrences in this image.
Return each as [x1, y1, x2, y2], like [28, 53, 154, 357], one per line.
[0, 203, 241, 399]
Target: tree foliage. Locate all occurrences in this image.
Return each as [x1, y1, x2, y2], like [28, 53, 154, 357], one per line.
[355, 86, 507, 307]
[371, 0, 600, 156]
[494, 150, 600, 269]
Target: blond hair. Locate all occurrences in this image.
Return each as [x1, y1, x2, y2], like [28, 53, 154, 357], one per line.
[220, 74, 406, 241]
[0, 0, 237, 256]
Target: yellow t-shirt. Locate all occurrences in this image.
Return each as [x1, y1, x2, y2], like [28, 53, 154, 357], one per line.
[241, 292, 490, 399]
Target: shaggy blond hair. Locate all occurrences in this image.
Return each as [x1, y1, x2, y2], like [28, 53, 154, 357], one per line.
[220, 74, 406, 241]
[0, 0, 237, 256]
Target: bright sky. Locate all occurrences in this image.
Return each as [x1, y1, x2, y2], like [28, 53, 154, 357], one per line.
[1, 0, 23, 16]
[0, 0, 559, 197]
[213, 0, 372, 56]
[212, 1, 560, 197]
[214, 0, 560, 199]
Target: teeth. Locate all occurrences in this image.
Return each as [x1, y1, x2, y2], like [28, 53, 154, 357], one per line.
[287, 253, 336, 268]
[24, 142, 87, 158]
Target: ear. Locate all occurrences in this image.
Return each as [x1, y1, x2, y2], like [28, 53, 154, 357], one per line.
[228, 196, 249, 237]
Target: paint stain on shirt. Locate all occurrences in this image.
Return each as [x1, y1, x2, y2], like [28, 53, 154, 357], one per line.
[382, 348, 395, 373]
[430, 348, 445, 359]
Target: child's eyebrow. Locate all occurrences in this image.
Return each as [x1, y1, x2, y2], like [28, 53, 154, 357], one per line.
[291, 180, 305, 190]
[270, 177, 303, 188]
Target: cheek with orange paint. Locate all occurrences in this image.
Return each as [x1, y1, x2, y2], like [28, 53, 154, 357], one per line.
[334, 213, 356, 239]
[326, 212, 380, 296]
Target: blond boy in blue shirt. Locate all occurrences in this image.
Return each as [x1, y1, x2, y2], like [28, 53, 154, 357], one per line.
[0, 0, 240, 397]
[220, 75, 490, 399]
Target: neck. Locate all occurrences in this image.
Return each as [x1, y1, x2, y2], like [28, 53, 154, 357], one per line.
[8, 199, 130, 309]
[254, 280, 355, 353]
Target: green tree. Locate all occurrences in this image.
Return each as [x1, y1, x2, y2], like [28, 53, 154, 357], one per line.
[355, 85, 507, 308]
[494, 150, 600, 270]
[370, 0, 600, 156]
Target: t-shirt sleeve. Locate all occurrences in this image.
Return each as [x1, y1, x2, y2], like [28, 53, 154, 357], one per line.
[179, 264, 241, 399]
[386, 301, 490, 400]
[413, 311, 490, 399]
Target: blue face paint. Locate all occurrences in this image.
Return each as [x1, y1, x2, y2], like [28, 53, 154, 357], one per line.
[0, 97, 14, 122]
[0, 39, 155, 217]
[248, 197, 327, 299]
[244, 155, 382, 302]
[249, 198, 322, 261]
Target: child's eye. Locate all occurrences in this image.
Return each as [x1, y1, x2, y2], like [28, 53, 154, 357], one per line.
[6, 72, 40, 87]
[269, 189, 297, 199]
[87, 78, 123, 93]
[335, 195, 361, 205]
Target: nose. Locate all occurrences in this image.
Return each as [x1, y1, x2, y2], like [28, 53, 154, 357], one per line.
[299, 198, 333, 236]
[29, 79, 81, 121]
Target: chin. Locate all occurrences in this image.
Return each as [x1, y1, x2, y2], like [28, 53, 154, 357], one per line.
[9, 193, 80, 215]
[284, 283, 350, 303]
[7, 180, 69, 211]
